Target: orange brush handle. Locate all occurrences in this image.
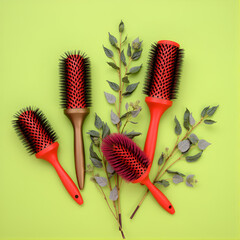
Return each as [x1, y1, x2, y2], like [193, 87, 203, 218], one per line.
[36, 142, 83, 205]
[141, 176, 175, 214]
[144, 97, 172, 163]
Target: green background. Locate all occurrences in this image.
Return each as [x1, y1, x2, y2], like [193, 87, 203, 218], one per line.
[0, 0, 239, 239]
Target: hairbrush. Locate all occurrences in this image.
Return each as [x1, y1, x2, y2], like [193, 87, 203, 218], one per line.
[143, 40, 184, 162]
[13, 107, 83, 205]
[101, 133, 175, 214]
[60, 51, 91, 190]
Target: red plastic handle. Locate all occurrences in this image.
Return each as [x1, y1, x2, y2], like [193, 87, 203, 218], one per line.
[144, 97, 172, 163]
[36, 142, 83, 205]
[141, 176, 175, 214]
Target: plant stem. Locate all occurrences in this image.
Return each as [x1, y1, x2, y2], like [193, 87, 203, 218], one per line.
[130, 117, 205, 219]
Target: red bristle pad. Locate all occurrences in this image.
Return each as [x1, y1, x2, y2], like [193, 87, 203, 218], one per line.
[149, 43, 179, 99]
[66, 55, 86, 109]
[18, 111, 54, 153]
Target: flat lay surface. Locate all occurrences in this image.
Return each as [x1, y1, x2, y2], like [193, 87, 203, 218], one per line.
[0, 0, 239, 239]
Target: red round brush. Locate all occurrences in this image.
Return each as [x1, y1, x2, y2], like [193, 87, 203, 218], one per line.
[101, 133, 175, 214]
[13, 107, 83, 205]
[143, 40, 184, 162]
[60, 51, 91, 190]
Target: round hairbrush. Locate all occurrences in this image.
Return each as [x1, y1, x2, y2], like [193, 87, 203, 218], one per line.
[60, 51, 91, 190]
[101, 133, 175, 214]
[13, 107, 83, 205]
[143, 40, 184, 162]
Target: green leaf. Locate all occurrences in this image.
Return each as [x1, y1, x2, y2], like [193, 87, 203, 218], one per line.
[108, 32, 118, 47]
[204, 119, 216, 124]
[174, 116, 182, 135]
[95, 113, 103, 129]
[87, 130, 100, 137]
[95, 176, 108, 187]
[189, 113, 195, 126]
[186, 152, 203, 162]
[109, 186, 118, 201]
[104, 92, 116, 104]
[127, 43, 132, 57]
[120, 50, 126, 66]
[166, 170, 185, 177]
[131, 50, 142, 61]
[184, 108, 190, 130]
[198, 139, 211, 150]
[119, 20, 124, 32]
[155, 180, 169, 187]
[207, 105, 219, 116]
[122, 76, 129, 83]
[178, 140, 190, 153]
[158, 153, 164, 166]
[124, 131, 141, 139]
[111, 110, 120, 124]
[107, 62, 119, 70]
[172, 174, 184, 184]
[201, 106, 210, 118]
[103, 45, 113, 58]
[188, 133, 199, 144]
[127, 65, 142, 74]
[106, 80, 120, 91]
[102, 123, 110, 139]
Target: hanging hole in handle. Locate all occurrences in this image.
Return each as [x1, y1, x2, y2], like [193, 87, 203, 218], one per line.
[169, 205, 172, 209]
[75, 195, 79, 199]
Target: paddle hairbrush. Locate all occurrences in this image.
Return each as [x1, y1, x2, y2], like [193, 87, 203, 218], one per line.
[143, 40, 184, 162]
[101, 133, 175, 214]
[60, 51, 91, 190]
[13, 107, 83, 205]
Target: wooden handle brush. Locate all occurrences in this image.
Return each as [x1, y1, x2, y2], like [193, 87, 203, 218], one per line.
[60, 51, 91, 190]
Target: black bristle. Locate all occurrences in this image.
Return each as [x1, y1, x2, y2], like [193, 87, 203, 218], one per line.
[12, 106, 58, 155]
[59, 51, 92, 109]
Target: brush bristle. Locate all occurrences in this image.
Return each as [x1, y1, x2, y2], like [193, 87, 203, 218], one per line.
[59, 51, 91, 109]
[143, 42, 184, 100]
[101, 134, 150, 182]
[12, 107, 58, 155]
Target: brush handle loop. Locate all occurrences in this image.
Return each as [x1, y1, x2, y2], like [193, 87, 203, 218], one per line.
[64, 108, 90, 190]
[36, 142, 83, 205]
[142, 176, 175, 214]
[144, 97, 172, 163]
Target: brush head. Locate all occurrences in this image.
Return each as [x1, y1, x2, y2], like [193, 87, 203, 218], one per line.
[59, 51, 91, 109]
[101, 134, 150, 182]
[13, 107, 58, 155]
[143, 40, 184, 100]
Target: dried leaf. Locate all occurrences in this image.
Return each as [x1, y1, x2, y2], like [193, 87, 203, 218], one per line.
[106, 80, 120, 91]
[107, 163, 115, 174]
[95, 113, 103, 129]
[184, 108, 190, 130]
[89, 143, 101, 160]
[130, 121, 137, 124]
[124, 131, 141, 139]
[127, 65, 142, 74]
[188, 133, 199, 144]
[201, 106, 210, 118]
[172, 174, 184, 184]
[155, 180, 169, 187]
[189, 113, 195, 126]
[198, 139, 211, 150]
[90, 136, 100, 147]
[166, 170, 185, 177]
[120, 50, 126, 66]
[102, 123, 110, 139]
[90, 158, 103, 168]
[204, 119, 216, 125]
[131, 50, 142, 61]
[178, 140, 190, 153]
[103, 45, 113, 58]
[125, 102, 129, 111]
[186, 152, 203, 162]
[104, 92, 116, 104]
[127, 43, 132, 57]
[132, 37, 142, 49]
[124, 82, 139, 94]
[87, 130, 100, 138]
[122, 36, 127, 44]
[186, 174, 195, 187]
[174, 116, 182, 135]
[109, 186, 118, 201]
[108, 32, 118, 47]
[107, 62, 119, 70]
[86, 164, 94, 173]
[111, 110, 120, 124]
[207, 105, 219, 116]
[131, 107, 141, 118]
[122, 76, 129, 83]
[119, 20, 124, 32]
[158, 153, 164, 166]
[95, 176, 108, 187]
